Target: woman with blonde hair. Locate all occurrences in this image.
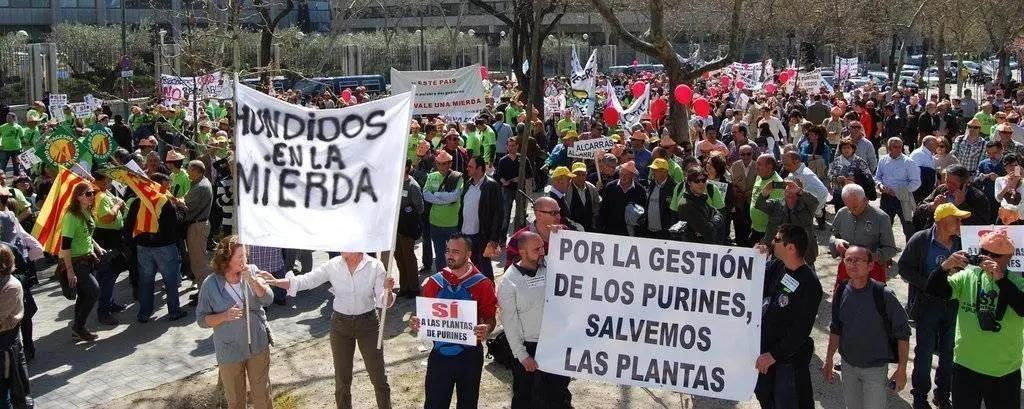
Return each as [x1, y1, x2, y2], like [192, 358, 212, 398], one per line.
[196, 235, 274, 409]
[60, 183, 109, 341]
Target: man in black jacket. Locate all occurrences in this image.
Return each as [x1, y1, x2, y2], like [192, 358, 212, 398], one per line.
[755, 224, 823, 409]
[124, 173, 188, 323]
[898, 203, 968, 409]
[912, 164, 992, 230]
[643, 158, 677, 239]
[459, 155, 503, 279]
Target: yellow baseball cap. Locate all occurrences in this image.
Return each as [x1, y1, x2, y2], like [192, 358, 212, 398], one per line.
[562, 130, 579, 141]
[648, 158, 670, 171]
[933, 203, 971, 222]
[571, 162, 588, 174]
[610, 133, 622, 143]
[550, 166, 573, 179]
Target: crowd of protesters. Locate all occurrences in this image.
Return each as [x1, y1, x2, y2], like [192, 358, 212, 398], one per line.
[0, 64, 1021, 409]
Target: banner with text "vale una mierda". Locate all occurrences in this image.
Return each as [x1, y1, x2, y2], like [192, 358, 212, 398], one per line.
[234, 83, 414, 252]
[390, 64, 486, 116]
[536, 230, 765, 402]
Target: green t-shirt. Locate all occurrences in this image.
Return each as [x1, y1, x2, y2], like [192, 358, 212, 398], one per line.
[20, 126, 41, 148]
[407, 132, 424, 161]
[94, 192, 124, 230]
[947, 266, 1024, 377]
[974, 111, 996, 137]
[749, 173, 784, 232]
[466, 128, 497, 160]
[505, 105, 523, 127]
[0, 123, 23, 151]
[61, 212, 95, 257]
[25, 109, 47, 124]
[11, 189, 30, 216]
[556, 119, 577, 136]
[424, 171, 463, 228]
[171, 169, 192, 197]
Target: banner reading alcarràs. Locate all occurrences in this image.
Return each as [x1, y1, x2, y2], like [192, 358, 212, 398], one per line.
[234, 83, 414, 252]
[535, 230, 765, 402]
[390, 64, 486, 115]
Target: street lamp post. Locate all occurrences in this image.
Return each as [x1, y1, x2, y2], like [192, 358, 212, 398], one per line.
[499, 30, 506, 72]
[548, 34, 555, 75]
[458, 31, 465, 67]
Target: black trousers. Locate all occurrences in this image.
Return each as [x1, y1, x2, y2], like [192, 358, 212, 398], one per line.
[72, 260, 99, 330]
[734, 200, 752, 246]
[879, 193, 916, 238]
[951, 364, 1021, 409]
[754, 347, 814, 409]
[511, 342, 572, 409]
[0, 339, 33, 408]
[469, 232, 494, 280]
[424, 346, 483, 409]
[19, 288, 35, 353]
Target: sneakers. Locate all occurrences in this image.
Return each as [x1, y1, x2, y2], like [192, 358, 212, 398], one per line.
[71, 326, 98, 342]
[98, 315, 120, 326]
[167, 310, 189, 321]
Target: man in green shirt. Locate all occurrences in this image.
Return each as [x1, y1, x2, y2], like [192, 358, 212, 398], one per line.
[421, 149, 464, 273]
[26, 101, 48, 124]
[20, 118, 41, 151]
[926, 229, 1024, 408]
[166, 150, 191, 197]
[505, 100, 523, 128]
[407, 121, 424, 161]
[0, 113, 23, 175]
[749, 154, 784, 244]
[973, 102, 997, 139]
[555, 109, 577, 140]
[464, 118, 496, 164]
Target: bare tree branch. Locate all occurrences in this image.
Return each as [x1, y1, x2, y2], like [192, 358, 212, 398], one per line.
[466, 0, 514, 26]
[588, 0, 657, 56]
[689, 0, 745, 79]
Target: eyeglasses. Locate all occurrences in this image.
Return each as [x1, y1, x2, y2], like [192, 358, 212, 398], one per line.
[843, 257, 869, 264]
[689, 177, 708, 184]
[536, 209, 560, 216]
[82, 191, 95, 197]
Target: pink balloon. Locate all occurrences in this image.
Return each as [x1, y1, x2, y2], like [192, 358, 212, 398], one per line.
[603, 106, 620, 126]
[778, 71, 791, 84]
[786, 67, 797, 78]
[341, 88, 353, 103]
[673, 84, 693, 106]
[708, 87, 720, 98]
[480, 66, 488, 79]
[764, 82, 777, 94]
[692, 97, 711, 117]
[736, 79, 746, 90]
[650, 98, 668, 122]
[720, 75, 731, 88]
[701, 72, 712, 81]
[631, 81, 646, 98]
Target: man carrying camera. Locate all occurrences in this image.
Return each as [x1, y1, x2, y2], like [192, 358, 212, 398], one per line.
[925, 229, 1024, 408]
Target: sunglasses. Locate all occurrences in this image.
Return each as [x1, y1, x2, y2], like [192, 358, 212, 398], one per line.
[82, 191, 95, 197]
[689, 177, 708, 184]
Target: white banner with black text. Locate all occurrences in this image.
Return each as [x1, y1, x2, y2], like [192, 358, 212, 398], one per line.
[391, 64, 486, 115]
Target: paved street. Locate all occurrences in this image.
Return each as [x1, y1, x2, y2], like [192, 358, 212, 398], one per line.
[27, 251, 337, 408]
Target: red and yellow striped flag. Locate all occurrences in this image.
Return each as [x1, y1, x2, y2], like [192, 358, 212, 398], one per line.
[32, 166, 91, 254]
[102, 167, 171, 237]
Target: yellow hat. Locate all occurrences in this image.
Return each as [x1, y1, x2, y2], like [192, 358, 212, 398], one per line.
[933, 203, 971, 222]
[562, 130, 579, 141]
[610, 133, 622, 143]
[550, 166, 573, 179]
[571, 162, 588, 174]
[648, 158, 670, 171]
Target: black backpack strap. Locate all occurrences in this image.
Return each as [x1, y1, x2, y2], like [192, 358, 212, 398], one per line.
[831, 280, 849, 335]
[871, 281, 890, 332]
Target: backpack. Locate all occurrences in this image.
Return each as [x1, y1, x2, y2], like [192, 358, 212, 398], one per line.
[485, 327, 516, 369]
[429, 272, 487, 356]
[831, 280, 897, 363]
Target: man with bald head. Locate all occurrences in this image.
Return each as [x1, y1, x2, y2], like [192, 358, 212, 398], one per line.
[504, 196, 566, 268]
[498, 231, 572, 408]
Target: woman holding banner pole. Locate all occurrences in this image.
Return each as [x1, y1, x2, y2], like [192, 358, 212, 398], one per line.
[260, 252, 395, 409]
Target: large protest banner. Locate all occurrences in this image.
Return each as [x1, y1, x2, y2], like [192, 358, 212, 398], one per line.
[797, 69, 824, 92]
[415, 297, 478, 346]
[234, 83, 413, 252]
[961, 225, 1024, 272]
[390, 65, 486, 116]
[535, 230, 765, 401]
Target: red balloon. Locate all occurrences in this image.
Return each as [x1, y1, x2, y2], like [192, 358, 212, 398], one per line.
[692, 97, 711, 117]
[341, 88, 353, 103]
[764, 82, 777, 94]
[603, 106, 620, 126]
[720, 75, 731, 88]
[650, 98, 668, 122]
[480, 66, 488, 79]
[778, 71, 791, 84]
[786, 67, 797, 78]
[673, 84, 693, 105]
[708, 87, 720, 98]
[631, 81, 646, 98]
[736, 79, 746, 90]
[701, 72, 712, 81]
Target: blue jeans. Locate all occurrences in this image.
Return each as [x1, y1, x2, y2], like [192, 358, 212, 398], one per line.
[0, 150, 21, 176]
[137, 244, 183, 320]
[429, 226, 458, 273]
[911, 297, 957, 402]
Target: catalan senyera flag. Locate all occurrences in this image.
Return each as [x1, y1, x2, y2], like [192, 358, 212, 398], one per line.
[32, 166, 91, 254]
[102, 166, 171, 237]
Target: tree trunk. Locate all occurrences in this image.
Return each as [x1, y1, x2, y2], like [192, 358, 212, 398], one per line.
[259, 30, 273, 87]
[513, 5, 544, 230]
[887, 31, 898, 82]
[996, 48, 1010, 86]
[663, 55, 690, 147]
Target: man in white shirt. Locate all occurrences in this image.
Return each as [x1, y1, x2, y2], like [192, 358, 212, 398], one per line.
[497, 232, 572, 408]
[781, 151, 831, 225]
[261, 253, 395, 409]
[875, 138, 922, 239]
[909, 136, 939, 201]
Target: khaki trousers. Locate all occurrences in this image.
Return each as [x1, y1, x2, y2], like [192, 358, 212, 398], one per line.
[219, 348, 272, 409]
[187, 221, 211, 284]
[330, 311, 392, 409]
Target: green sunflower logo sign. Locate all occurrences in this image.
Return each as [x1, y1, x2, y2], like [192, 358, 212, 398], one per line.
[87, 125, 116, 161]
[38, 126, 80, 167]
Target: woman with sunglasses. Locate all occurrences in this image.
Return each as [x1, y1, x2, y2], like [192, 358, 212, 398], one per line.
[675, 167, 724, 244]
[60, 183, 108, 342]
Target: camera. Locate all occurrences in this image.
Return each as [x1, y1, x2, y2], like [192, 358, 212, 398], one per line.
[966, 253, 982, 266]
[977, 309, 1002, 333]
